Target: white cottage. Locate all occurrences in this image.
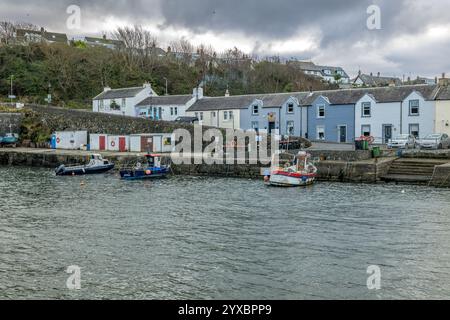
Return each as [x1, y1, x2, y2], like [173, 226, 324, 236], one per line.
[355, 85, 438, 143]
[92, 83, 158, 117]
[135, 88, 201, 121]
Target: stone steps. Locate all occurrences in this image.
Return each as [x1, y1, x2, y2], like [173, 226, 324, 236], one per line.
[381, 158, 450, 184]
[382, 174, 432, 184]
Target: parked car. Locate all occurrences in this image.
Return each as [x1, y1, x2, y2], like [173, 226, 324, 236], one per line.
[174, 116, 199, 124]
[418, 133, 450, 149]
[388, 134, 417, 149]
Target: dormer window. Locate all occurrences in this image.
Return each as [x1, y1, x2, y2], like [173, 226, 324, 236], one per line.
[409, 100, 420, 116]
[287, 103, 294, 113]
[252, 105, 259, 115]
[362, 102, 371, 117]
[317, 105, 325, 118]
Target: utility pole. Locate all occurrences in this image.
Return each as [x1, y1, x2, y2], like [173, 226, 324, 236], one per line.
[9, 75, 14, 105]
[163, 77, 168, 96]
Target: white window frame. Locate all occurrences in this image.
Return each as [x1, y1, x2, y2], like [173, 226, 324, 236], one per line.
[409, 123, 420, 138]
[362, 102, 371, 117]
[223, 111, 228, 121]
[252, 105, 259, 115]
[317, 104, 325, 119]
[316, 125, 325, 141]
[409, 100, 420, 116]
[287, 121, 295, 135]
[361, 125, 371, 137]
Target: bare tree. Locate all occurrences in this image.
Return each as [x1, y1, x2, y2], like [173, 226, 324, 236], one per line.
[169, 38, 194, 65]
[113, 25, 159, 71]
[0, 21, 16, 45]
[0, 21, 39, 45]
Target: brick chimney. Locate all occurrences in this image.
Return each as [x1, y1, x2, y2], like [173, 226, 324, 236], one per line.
[225, 89, 230, 97]
[439, 73, 449, 86]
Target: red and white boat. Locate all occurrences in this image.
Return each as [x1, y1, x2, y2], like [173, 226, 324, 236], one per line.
[267, 152, 317, 187]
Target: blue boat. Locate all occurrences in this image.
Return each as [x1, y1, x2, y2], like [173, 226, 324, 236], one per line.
[55, 154, 115, 176]
[120, 154, 170, 180]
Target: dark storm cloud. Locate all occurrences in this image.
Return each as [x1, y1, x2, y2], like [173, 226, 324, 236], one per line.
[0, 0, 449, 76]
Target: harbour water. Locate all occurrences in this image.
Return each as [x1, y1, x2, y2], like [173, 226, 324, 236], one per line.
[1, 166, 450, 299]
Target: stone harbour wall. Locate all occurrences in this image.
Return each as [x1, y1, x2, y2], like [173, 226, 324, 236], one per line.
[25, 105, 197, 135]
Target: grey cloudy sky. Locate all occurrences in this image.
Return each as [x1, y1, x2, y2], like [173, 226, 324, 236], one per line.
[1, 0, 450, 78]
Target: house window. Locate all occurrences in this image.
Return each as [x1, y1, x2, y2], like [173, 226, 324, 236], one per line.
[316, 125, 325, 140]
[409, 100, 420, 116]
[110, 99, 120, 111]
[223, 111, 228, 121]
[170, 107, 174, 116]
[409, 124, 420, 138]
[252, 105, 259, 115]
[229, 111, 234, 119]
[211, 111, 216, 118]
[361, 125, 371, 137]
[287, 103, 294, 114]
[174, 107, 178, 116]
[362, 102, 371, 117]
[317, 105, 325, 118]
[251, 121, 259, 130]
[287, 121, 295, 135]
[121, 98, 126, 109]
[200, 112, 204, 121]
[99, 100, 104, 110]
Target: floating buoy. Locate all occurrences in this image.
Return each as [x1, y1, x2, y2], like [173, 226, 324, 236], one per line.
[80, 181, 86, 186]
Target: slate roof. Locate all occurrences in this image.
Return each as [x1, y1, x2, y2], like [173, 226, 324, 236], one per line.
[355, 74, 402, 87]
[187, 95, 260, 112]
[136, 95, 193, 106]
[301, 85, 439, 106]
[289, 61, 350, 79]
[435, 86, 450, 100]
[93, 87, 146, 100]
[84, 37, 124, 47]
[16, 29, 68, 43]
[161, 84, 447, 112]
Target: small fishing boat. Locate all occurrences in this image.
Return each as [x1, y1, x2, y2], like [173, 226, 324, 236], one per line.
[266, 151, 317, 187]
[55, 154, 115, 176]
[120, 154, 170, 180]
[0, 133, 19, 147]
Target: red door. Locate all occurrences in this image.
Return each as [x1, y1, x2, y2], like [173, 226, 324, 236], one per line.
[99, 136, 106, 151]
[119, 137, 126, 152]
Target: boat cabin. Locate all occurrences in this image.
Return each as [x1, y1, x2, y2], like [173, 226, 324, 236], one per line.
[89, 154, 111, 166]
[145, 154, 162, 168]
